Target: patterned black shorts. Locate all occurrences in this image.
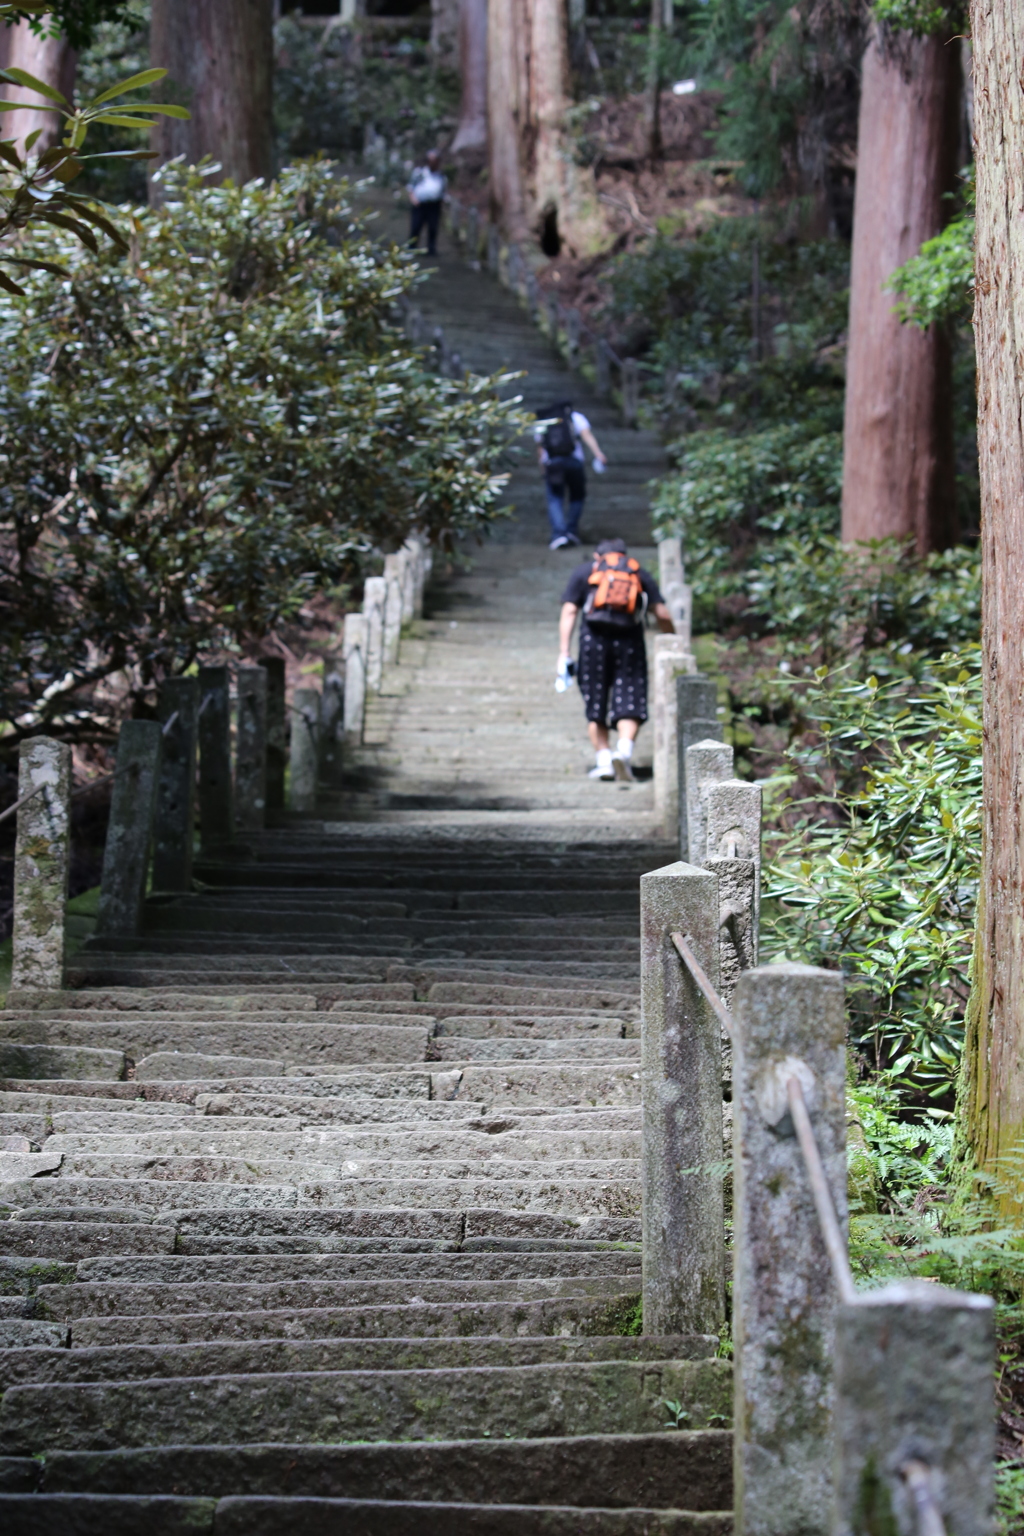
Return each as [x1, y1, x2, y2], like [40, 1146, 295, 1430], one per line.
[577, 623, 648, 725]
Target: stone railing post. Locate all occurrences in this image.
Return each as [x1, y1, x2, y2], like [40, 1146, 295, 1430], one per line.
[260, 657, 287, 818]
[343, 614, 368, 745]
[657, 535, 693, 647]
[566, 307, 581, 355]
[289, 687, 320, 813]
[153, 677, 199, 891]
[235, 666, 268, 833]
[96, 720, 163, 938]
[652, 635, 696, 835]
[399, 542, 417, 621]
[622, 358, 639, 426]
[197, 665, 234, 855]
[707, 779, 762, 934]
[487, 223, 499, 274]
[363, 576, 387, 693]
[675, 675, 720, 858]
[546, 292, 560, 340]
[684, 738, 733, 868]
[834, 1281, 994, 1536]
[319, 668, 345, 790]
[383, 552, 404, 664]
[640, 861, 725, 1336]
[11, 737, 71, 993]
[467, 205, 480, 260]
[407, 535, 428, 619]
[731, 963, 846, 1536]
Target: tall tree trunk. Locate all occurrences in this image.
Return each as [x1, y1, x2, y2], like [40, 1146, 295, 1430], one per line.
[430, 0, 460, 70]
[0, 20, 77, 155]
[643, 0, 665, 162]
[840, 27, 960, 554]
[958, 0, 1024, 1208]
[486, 0, 528, 240]
[149, 0, 274, 191]
[451, 0, 487, 155]
[530, 0, 571, 229]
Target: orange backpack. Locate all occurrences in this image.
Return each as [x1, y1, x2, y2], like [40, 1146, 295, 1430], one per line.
[585, 551, 645, 624]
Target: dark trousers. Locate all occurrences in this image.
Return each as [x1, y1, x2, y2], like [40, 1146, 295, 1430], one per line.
[409, 200, 442, 254]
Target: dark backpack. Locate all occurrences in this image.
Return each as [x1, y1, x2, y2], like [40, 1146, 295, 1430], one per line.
[543, 407, 576, 461]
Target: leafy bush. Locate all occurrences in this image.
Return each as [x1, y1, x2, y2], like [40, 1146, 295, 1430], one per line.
[0, 159, 521, 743]
[889, 214, 975, 330]
[764, 656, 981, 1096]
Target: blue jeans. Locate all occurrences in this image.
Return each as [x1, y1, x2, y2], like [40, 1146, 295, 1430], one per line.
[545, 459, 586, 539]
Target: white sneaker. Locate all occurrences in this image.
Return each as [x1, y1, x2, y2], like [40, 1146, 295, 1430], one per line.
[549, 535, 570, 550]
[588, 749, 615, 780]
[612, 753, 634, 782]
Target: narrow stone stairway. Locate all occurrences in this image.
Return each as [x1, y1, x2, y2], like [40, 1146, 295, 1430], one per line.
[0, 235, 732, 1533]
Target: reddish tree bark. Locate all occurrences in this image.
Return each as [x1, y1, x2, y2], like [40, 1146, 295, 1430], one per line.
[486, 0, 528, 240]
[451, 0, 487, 155]
[150, 0, 274, 190]
[840, 27, 960, 553]
[0, 20, 77, 155]
[959, 0, 1024, 1208]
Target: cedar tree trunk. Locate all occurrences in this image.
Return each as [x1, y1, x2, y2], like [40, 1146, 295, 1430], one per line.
[149, 0, 274, 190]
[451, 0, 487, 155]
[530, 0, 571, 227]
[0, 20, 77, 154]
[958, 0, 1024, 1207]
[487, 0, 528, 240]
[840, 27, 960, 553]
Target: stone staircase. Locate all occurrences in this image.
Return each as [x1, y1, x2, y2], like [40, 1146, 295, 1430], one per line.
[0, 237, 732, 1532]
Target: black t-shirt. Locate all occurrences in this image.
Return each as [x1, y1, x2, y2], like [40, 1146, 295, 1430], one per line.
[561, 560, 664, 622]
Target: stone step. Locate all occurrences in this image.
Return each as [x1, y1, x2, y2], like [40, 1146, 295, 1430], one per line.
[4, 1020, 431, 1065]
[0, 1335, 715, 1392]
[0, 1044, 125, 1081]
[0, 1358, 732, 1453]
[36, 1274, 638, 1321]
[40, 1152, 640, 1185]
[30, 1429, 730, 1509]
[0, 1223, 176, 1261]
[166, 1208, 640, 1242]
[1, 1072, 436, 1101]
[431, 1038, 640, 1061]
[41, 1126, 640, 1158]
[70, 1251, 641, 1285]
[0, 1492, 732, 1533]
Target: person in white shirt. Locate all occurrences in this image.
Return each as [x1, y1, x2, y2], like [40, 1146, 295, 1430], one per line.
[407, 151, 447, 256]
[534, 401, 608, 550]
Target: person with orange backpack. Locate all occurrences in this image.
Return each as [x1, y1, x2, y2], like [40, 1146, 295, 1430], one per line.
[556, 538, 675, 780]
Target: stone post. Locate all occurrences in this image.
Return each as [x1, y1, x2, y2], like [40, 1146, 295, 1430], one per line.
[596, 338, 611, 396]
[234, 667, 267, 833]
[343, 614, 368, 745]
[399, 543, 417, 622]
[640, 861, 725, 1336]
[383, 552, 404, 664]
[706, 779, 763, 939]
[260, 657, 287, 816]
[652, 635, 696, 834]
[675, 676, 719, 857]
[467, 205, 480, 260]
[487, 223, 499, 274]
[289, 687, 320, 812]
[197, 665, 233, 854]
[834, 1281, 994, 1536]
[685, 739, 734, 868]
[152, 677, 198, 892]
[319, 669, 345, 790]
[95, 721, 163, 938]
[363, 576, 387, 693]
[657, 536, 693, 646]
[407, 536, 427, 619]
[11, 737, 71, 992]
[731, 963, 847, 1536]
[706, 856, 757, 1006]
[622, 358, 640, 425]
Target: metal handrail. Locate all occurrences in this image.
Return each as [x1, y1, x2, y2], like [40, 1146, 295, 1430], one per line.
[670, 931, 733, 1039]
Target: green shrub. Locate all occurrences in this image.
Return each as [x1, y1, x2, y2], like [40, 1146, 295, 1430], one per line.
[0, 159, 521, 743]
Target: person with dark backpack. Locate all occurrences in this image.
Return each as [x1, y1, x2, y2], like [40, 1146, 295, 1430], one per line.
[556, 538, 675, 779]
[535, 401, 607, 549]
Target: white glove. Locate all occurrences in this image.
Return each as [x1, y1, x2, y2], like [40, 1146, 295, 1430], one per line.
[555, 656, 575, 693]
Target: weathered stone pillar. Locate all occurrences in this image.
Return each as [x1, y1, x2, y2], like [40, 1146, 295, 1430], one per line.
[11, 737, 71, 992]
[675, 675, 720, 857]
[706, 855, 757, 1006]
[234, 667, 267, 833]
[685, 739, 734, 868]
[657, 536, 692, 646]
[260, 657, 287, 816]
[96, 721, 163, 938]
[343, 614, 368, 745]
[319, 668, 345, 790]
[197, 665, 233, 854]
[408, 536, 427, 619]
[153, 677, 198, 892]
[289, 687, 320, 812]
[363, 576, 387, 693]
[640, 861, 725, 1336]
[383, 552, 404, 664]
[706, 779, 763, 945]
[834, 1281, 994, 1536]
[731, 963, 846, 1536]
[652, 635, 696, 834]
[399, 542, 417, 623]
